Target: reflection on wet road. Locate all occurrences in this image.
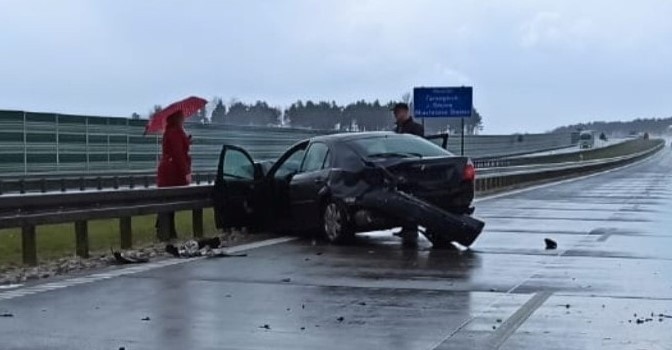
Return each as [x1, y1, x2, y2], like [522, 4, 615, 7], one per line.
[2, 149, 672, 349]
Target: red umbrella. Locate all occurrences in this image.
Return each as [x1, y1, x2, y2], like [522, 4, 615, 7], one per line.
[144, 96, 207, 134]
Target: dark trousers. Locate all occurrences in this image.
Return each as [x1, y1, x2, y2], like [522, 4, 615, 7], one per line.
[401, 224, 418, 241]
[155, 212, 178, 240]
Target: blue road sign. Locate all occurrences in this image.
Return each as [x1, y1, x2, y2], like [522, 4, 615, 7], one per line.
[413, 87, 473, 118]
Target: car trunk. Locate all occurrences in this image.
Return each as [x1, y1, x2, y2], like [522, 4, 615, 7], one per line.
[383, 156, 473, 211]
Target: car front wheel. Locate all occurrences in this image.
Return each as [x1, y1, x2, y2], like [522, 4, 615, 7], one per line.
[322, 200, 354, 243]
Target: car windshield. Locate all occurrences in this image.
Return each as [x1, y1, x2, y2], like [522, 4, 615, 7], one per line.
[348, 134, 452, 159]
[580, 134, 593, 140]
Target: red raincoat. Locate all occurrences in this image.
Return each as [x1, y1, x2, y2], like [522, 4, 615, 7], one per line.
[157, 125, 191, 187]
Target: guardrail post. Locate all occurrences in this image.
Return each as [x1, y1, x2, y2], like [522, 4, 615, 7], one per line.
[79, 177, 85, 191]
[96, 177, 103, 190]
[120, 217, 132, 249]
[157, 213, 171, 242]
[0, 180, 3, 195]
[129, 176, 135, 189]
[144, 176, 150, 188]
[61, 179, 67, 192]
[75, 220, 89, 258]
[192, 208, 204, 238]
[40, 179, 47, 193]
[113, 176, 119, 189]
[22, 225, 37, 266]
[19, 179, 26, 194]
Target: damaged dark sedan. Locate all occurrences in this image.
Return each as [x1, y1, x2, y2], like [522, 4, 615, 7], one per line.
[213, 132, 485, 248]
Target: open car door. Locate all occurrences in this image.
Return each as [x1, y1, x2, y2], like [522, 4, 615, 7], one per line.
[213, 145, 265, 230]
[426, 133, 449, 150]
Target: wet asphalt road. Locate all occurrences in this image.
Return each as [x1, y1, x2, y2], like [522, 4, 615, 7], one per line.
[2, 149, 672, 350]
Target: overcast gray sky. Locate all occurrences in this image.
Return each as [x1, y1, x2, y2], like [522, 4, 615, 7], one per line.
[1, 0, 671, 133]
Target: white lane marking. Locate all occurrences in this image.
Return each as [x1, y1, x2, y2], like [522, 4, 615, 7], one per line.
[0, 284, 23, 290]
[474, 149, 665, 204]
[0, 237, 297, 302]
[486, 291, 553, 349]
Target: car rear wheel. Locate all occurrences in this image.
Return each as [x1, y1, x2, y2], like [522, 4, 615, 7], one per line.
[322, 200, 354, 243]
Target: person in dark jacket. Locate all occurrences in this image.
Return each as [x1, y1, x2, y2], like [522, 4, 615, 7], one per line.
[393, 102, 424, 137]
[156, 112, 192, 239]
[392, 102, 424, 247]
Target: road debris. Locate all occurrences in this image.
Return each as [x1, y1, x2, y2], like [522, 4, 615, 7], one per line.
[260, 324, 271, 330]
[113, 251, 149, 265]
[166, 237, 247, 258]
[281, 278, 291, 283]
[544, 238, 557, 250]
[337, 316, 345, 322]
[1, 313, 14, 317]
[358, 302, 367, 306]
[632, 317, 655, 325]
[496, 319, 502, 323]
[141, 317, 151, 321]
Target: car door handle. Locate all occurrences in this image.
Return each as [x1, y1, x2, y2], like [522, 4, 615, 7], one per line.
[314, 178, 325, 185]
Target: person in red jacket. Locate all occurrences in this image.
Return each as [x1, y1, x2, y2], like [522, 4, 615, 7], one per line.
[156, 112, 192, 239]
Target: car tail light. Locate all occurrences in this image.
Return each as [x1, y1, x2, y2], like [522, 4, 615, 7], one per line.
[463, 160, 475, 182]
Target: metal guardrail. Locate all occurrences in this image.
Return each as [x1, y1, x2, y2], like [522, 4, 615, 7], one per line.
[474, 140, 664, 192]
[0, 139, 664, 266]
[0, 138, 650, 196]
[472, 138, 653, 168]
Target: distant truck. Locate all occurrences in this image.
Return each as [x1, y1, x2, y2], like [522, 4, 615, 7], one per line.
[579, 130, 596, 149]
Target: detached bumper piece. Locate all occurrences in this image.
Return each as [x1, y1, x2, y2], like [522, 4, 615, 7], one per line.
[358, 189, 485, 247]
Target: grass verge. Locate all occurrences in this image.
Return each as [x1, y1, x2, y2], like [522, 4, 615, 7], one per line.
[0, 209, 217, 267]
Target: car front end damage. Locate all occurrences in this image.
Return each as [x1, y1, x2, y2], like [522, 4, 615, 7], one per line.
[325, 162, 485, 247]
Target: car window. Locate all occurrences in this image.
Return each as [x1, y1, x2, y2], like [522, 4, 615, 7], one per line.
[222, 149, 255, 180]
[348, 134, 451, 158]
[274, 148, 306, 179]
[301, 143, 329, 172]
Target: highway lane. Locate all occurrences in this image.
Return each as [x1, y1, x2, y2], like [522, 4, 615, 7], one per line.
[516, 138, 626, 158]
[1, 148, 672, 349]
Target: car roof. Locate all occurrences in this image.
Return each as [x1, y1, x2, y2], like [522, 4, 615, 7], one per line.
[308, 131, 400, 144]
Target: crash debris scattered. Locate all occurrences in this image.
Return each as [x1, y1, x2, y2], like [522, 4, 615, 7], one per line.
[544, 238, 557, 250]
[165, 237, 247, 258]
